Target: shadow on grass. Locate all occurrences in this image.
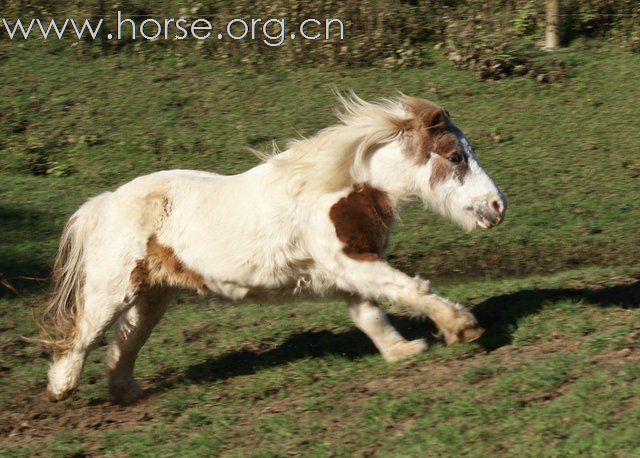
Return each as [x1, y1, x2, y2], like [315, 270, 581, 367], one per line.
[474, 280, 640, 351]
[183, 280, 639, 384]
[183, 315, 435, 384]
[0, 205, 57, 297]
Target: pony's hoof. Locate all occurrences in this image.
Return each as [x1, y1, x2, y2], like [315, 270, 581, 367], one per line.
[443, 325, 485, 345]
[382, 338, 428, 362]
[460, 326, 485, 343]
[440, 305, 484, 345]
[46, 385, 75, 402]
[109, 380, 145, 405]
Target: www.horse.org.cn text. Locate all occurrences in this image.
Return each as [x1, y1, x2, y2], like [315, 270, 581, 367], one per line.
[0, 12, 346, 47]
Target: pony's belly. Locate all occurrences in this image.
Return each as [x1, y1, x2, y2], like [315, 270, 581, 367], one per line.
[200, 260, 325, 301]
[203, 280, 251, 301]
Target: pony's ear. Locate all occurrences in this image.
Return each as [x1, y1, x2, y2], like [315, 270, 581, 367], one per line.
[421, 108, 448, 130]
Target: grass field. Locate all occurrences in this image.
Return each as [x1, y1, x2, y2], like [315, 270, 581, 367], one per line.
[2, 266, 639, 456]
[0, 38, 639, 456]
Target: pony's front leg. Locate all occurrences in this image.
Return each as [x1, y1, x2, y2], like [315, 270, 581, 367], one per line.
[337, 259, 484, 345]
[347, 297, 427, 362]
[404, 281, 485, 345]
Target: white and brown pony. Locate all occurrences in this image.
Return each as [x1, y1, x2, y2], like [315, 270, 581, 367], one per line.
[39, 94, 507, 403]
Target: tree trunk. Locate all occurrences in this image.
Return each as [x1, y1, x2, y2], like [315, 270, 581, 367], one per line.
[546, 0, 560, 50]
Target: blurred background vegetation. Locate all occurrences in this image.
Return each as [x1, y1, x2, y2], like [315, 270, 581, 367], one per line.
[1, 1, 640, 71]
[0, 1, 639, 287]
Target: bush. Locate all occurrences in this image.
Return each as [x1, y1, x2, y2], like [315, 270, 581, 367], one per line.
[1, 0, 639, 71]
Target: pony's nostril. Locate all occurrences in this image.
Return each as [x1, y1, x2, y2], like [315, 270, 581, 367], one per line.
[490, 198, 504, 217]
[491, 199, 502, 213]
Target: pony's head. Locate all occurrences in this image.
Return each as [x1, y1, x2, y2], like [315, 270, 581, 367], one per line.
[338, 94, 507, 232]
[400, 96, 507, 231]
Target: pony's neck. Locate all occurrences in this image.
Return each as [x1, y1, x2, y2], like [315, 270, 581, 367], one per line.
[351, 140, 417, 208]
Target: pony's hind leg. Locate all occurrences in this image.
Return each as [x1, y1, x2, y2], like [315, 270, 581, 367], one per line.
[347, 297, 427, 362]
[47, 292, 127, 402]
[106, 288, 172, 404]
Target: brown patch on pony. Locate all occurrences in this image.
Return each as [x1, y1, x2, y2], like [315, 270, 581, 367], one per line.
[131, 235, 208, 293]
[329, 184, 395, 261]
[401, 98, 472, 186]
[140, 191, 172, 233]
[401, 97, 450, 164]
[428, 135, 470, 187]
[429, 156, 451, 188]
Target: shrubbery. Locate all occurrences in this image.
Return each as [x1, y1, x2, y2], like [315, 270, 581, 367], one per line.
[1, 0, 639, 76]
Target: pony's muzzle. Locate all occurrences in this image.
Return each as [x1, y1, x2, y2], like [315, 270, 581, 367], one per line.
[475, 194, 507, 228]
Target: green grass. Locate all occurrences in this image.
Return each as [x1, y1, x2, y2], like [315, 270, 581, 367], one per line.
[0, 38, 639, 456]
[1, 265, 639, 456]
[1, 40, 639, 284]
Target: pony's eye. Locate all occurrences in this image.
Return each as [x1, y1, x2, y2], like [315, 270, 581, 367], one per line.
[448, 153, 462, 164]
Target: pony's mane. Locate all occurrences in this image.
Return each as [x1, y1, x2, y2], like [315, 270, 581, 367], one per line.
[261, 93, 439, 195]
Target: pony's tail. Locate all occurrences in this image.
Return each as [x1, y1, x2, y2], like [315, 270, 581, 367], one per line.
[36, 194, 107, 356]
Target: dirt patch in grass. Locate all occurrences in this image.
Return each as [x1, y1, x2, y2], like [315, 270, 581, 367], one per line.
[0, 390, 159, 450]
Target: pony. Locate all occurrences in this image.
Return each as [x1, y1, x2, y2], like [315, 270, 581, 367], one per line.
[39, 93, 507, 404]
